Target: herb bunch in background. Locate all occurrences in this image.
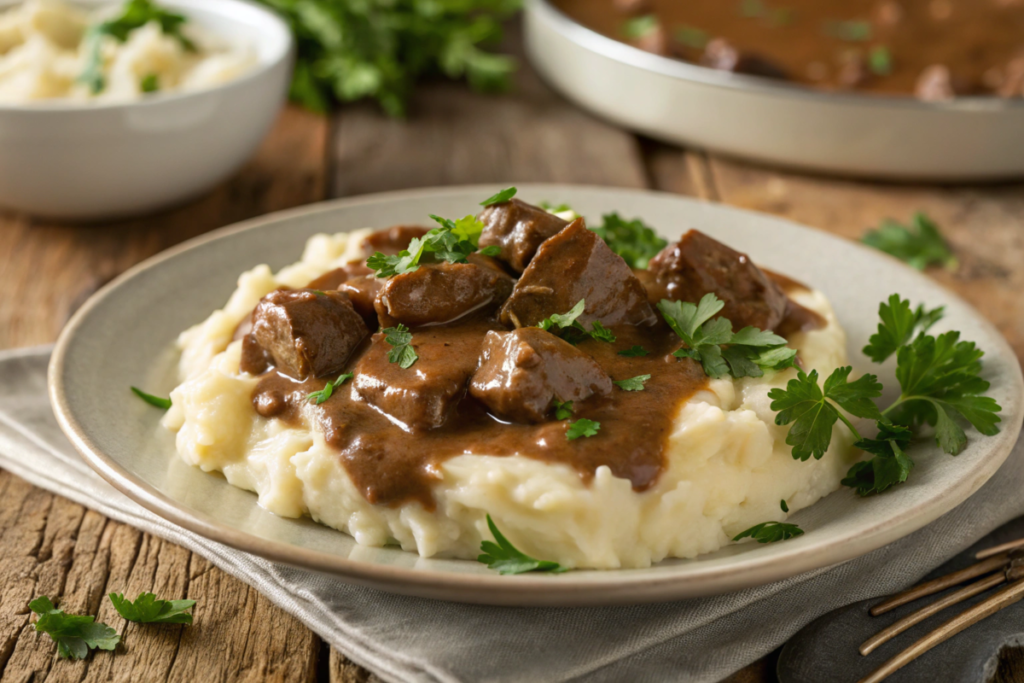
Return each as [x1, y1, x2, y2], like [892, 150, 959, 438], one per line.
[257, 0, 522, 117]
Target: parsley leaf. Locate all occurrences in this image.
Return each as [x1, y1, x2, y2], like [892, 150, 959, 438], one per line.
[109, 592, 196, 625]
[613, 374, 651, 392]
[478, 515, 564, 575]
[131, 387, 171, 410]
[306, 372, 354, 405]
[553, 399, 574, 420]
[861, 213, 958, 271]
[843, 423, 915, 496]
[780, 499, 789, 512]
[383, 324, 418, 369]
[140, 73, 160, 93]
[869, 46, 892, 75]
[589, 212, 668, 269]
[863, 294, 945, 363]
[29, 596, 120, 660]
[622, 15, 659, 38]
[768, 367, 883, 461]
[480, 187, 517, 206]
[618, 345, 649, 357]
[566, 418, 600, 441]
[733, 521, 804, 544]
[537, 300, 617, 344]
[659, 294, 796, 379]
[368, 213, 488, 278]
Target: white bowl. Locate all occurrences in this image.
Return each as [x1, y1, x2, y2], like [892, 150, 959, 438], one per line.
[525, 0, 1024, 181]
[0, 0, 293, 220]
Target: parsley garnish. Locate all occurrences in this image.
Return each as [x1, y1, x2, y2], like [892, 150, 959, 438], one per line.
[590, 213, 668, 269]
[109, 592, 196, 625]
[480, 187, 517, 206]
[733, 521, 804, 544]
[613, 374, 651, 392]
[537, 300, 618, 344]
[383, 324, 418, 369]
[29, 596, 120, 660]
[566, 418, 600, 440]
[140, 73, 160, 93]
[869, 46, 892, 75]
[79, 0, 195, 94]
[618, 345, 649, 357]
[478, 515, 564, 575]
[622, 15, 658, 38]
[131, 387, 171, 409]
[780, 499, 789, 512]
[861, 213, 957, 271]
[539, 201, 573, 213]
[770, 294, 1001, 494]
[658, 294, 797, 379]
[306, 372, 354, 404]
[553, 399, 574, 420]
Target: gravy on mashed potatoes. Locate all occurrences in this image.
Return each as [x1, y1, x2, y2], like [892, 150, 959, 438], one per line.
[0, 0, 255, 103]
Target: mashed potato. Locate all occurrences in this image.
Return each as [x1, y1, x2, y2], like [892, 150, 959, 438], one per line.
[163, 230, 860, 569]
[0, 0, 256, 104]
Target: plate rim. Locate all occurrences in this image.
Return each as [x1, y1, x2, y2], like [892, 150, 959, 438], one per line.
[48, 184, 1024, 606]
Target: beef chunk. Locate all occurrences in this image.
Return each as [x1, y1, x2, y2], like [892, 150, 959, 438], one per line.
[500, 218, 657, 329]
[470, 328, 613, 424]
[361, 225, 430, 257]
[306, 261, 373, 291]
[647, 229, 788, 331]
[240, 289, 369, 380]
[477, 199, 570, 272]
[374, 259, 515, 328]
[701, 38, 789, 80]
[352, 321, 490, 431]
[303, 262, 380, 328]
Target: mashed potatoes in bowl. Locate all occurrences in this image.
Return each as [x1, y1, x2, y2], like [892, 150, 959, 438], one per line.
[161, 197, 862, 570]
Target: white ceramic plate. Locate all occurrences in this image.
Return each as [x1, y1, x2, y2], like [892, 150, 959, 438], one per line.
[49, 185, 1024, 606]
[525, 0, 1024, 181]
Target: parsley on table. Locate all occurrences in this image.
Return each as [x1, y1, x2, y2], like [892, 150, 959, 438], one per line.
[29, 597, 120, 660]
[480, 187, 517, 206]
[383, 324, 418, 369]
[658, 293, 797, 379]
[618, 345, 649, 357]
[733, 522, 804, 544]
[131, 387, 171, 410]
[306, 373, 354, 405]
[109, 592, 196, 625]
[613, 374, 651, 392]
[80, 0, 195, 94]
[478, 515, 565, 575]
[553, 399, 574, 420]
[861, 213, 957, 271]
[622, 15, 659, 39]
[589, 212, 668, 269]
[537, 300, 618, 344]
[566, 418, 600, 440]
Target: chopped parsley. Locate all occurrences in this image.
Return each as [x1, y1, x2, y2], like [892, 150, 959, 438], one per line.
[658, 293, 797, 379]
[537, 300, 617, 344]
[383, 324, 418, 369]
[868, 46, 892, 75]
[622, 15, 659, 39]
[478, 515, 564, 575]
[613, 374, 651, 392]
[306, 372, 354, 404]
[109, 592, 196, 624]
[140, 73, 160, 93]
[824, 19, 872, 42]
[480, 187, 517, 206]
[566, 418, 600, 441]
[674, 25, 708, 49]
[780, 499, 789, 513]
[29, 596, 120, 660]
[590, 212, 668, 269]
[553, 399, 574, 420]
[131, 387, 171, 409]
[618, 345, 649, 357]
[861, 213, 958, 271]
[733, 521, 804, 544]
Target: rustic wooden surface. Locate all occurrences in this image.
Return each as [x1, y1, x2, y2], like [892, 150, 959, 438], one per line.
[2, 23, 1024, 683]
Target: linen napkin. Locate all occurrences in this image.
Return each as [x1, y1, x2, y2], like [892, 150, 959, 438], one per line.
[2, 345, 1023, 683]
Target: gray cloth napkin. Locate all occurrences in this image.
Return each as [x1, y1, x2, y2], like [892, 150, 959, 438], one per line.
[2, 345, 1023, 683]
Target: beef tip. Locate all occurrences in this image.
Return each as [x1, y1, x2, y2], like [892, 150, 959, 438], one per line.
[306, 261, 373, 291]
[361, 225, 430, 257]
[647, 229, 788, 331]
[500, 218, 657, 329]
[374, 259, 515, 328]
[477, 198, 570, 273]
[352, 321, 490, 431]
[239, 289, 369, 380]
[701, 38, 789, 80]
[470, 328, 613, 424]
[302, 261, 380, 328]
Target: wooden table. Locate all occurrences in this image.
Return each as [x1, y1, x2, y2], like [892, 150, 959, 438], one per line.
[3, 25, 1024, 683]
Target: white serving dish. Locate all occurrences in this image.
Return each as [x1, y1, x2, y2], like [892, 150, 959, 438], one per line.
[0, 0, 293, 220]
[524, 0, 1024, 181]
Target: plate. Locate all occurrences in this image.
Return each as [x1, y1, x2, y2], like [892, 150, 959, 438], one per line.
[524, 0, 1024, 181]
[49, 185, 1024, 606]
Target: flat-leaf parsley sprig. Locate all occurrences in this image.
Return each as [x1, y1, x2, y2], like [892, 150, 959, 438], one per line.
[537, 299, 617, 344]
[109, 592, 196, 625]
[478, 515, 565, 575]
[861, 212, 958, 271]
[29, 597, 120, 660]
[733, 521, 805, 544]
[658, 293, 797, 379]
[769, 294, 1001, 496]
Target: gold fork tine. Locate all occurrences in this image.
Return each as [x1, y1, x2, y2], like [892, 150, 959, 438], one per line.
[857, 579, 1024, 683]
[976, 537, 1024, 561]
[869, 553, 1009, 616]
